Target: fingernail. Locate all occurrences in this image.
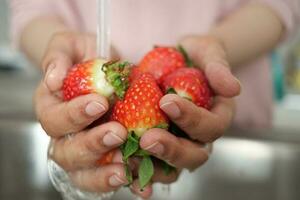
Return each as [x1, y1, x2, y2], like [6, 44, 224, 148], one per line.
[103, 131, 124, 147]
[145, 142, 164, 156]
[109, 175, 126, 187]
[85, 101, 106, 116]
[160, 101, 181, 119]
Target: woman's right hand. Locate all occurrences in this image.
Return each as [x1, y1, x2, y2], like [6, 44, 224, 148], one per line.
[35, 31, 130, 192]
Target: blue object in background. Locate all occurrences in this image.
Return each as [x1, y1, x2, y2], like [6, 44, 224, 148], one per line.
[271, 51, 285, 101]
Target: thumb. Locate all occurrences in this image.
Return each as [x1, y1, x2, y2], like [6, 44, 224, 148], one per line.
[42, 32, 97, 93]
[179, 35, 241, 97]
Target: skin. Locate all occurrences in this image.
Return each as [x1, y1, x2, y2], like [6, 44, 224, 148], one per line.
[20, 1, 284, 198]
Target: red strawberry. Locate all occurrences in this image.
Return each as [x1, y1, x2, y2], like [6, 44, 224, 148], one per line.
[161, 68, 214, 109]
[111, 73, 168, 137]
[63, 59, 131, 101]
[133, 47, 187, 83]
[111, 73, 169, 188]
[96, 149, 116, 166]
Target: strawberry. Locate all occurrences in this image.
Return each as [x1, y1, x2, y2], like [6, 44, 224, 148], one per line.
[111, 73, 168, 137]
[111, 73, 169, 188]
[63, 59, 131, 101]
[132, 46, 187, 83]
[161, 68, 213, 109]
[62, 59, 131, 168]
[96, 149, 116, 166]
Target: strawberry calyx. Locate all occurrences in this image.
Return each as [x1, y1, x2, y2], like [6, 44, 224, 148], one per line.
[102, 60, 131, 99]
[177, 45, 194, 67]
[121, 123, 169, 189]
[166, 87, 193, 102]
[152, 123, 169, 129]
[166, 87, 177, 95]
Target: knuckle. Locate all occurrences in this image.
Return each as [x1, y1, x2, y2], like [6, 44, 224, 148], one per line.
[189, 152, 209, 171]
[84, 133, 104, 154]
[206, 125, 224, 143]
[164, 146, 181, 167]
[51, 140, 73, 171]
[66, 102, 85, 126]
[177, 113, 200, 138]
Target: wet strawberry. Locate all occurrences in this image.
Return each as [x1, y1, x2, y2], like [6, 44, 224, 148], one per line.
[132, 47, 187, 83]
[63, 59, 131, 101]
[161, 68, 213, 109]
[111, 73, 168, 137]
[96, 150, 116, 166]
[111, 73, 169, 188]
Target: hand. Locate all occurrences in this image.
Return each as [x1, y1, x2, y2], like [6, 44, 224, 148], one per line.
[36, 31, 179, 198]
[133, 35, 240, 188]
[36, 32, 130, 193]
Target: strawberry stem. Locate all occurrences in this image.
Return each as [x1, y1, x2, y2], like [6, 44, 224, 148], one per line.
[102, 61, 131, 99]
[177, 45, 194, 67]
[166, 87, 177, 95]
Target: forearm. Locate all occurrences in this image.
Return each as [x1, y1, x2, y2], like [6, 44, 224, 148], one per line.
[211, 1, 284, 68]
[20, 16, 68, 67]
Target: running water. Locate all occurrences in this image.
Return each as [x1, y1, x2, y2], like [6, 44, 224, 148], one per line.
[97, 0, 111, 59]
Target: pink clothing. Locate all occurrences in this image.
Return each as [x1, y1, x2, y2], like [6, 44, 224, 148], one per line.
[9, 0, 300, 128]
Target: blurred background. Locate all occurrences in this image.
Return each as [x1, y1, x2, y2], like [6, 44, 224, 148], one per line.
[0, 0, 300, 200]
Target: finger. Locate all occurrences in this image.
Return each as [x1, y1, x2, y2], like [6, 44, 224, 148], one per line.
[130, 179, 153, 199]
[70, 164, 128, 193]
[160, 94, 235, 143]
[50, 122, 127, 171]
[42, 32, 96, 92]
[35, 84, 109, 137]
[129, 158, 180, 184]
[151, 164, 180, 184]
[204, 63, 241, 97]
[179, 36, 241, 97]
[140, 129, 209, 170]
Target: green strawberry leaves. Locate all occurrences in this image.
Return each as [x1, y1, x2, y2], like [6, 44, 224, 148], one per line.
[153, 123, 169, 129]
[162, 160, 176, 176]
[121, 132, 140, 185]
[122, 132, 139, 161]
[121, 133, 154, 189]
[121, 131, 177, 189]
[177, 45, 194, 67]
[138, 155, 154, 189]
[134, 149, 150, 157]
[103, 61, 131, 99]
[124, 164, 133, 185]
[166, 87, 177, 95]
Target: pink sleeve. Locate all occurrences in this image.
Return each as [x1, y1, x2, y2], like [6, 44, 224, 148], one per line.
[9, 0, 56, 48]
[257, 0, 300, 38]
[220, 0, 300, 39]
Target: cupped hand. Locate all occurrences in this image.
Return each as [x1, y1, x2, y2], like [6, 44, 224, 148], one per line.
[36, 32, 131, 193]
[137, 35, 240, 176]
[128, 35, 241, 199]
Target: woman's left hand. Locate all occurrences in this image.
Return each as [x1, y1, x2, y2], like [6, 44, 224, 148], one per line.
[130, 35, 241, 198]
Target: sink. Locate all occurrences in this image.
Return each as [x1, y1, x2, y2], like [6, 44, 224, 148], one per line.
[0, 119, 300, 200]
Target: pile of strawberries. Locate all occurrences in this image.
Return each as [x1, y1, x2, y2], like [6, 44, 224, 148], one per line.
[62, 46, 214, 189]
